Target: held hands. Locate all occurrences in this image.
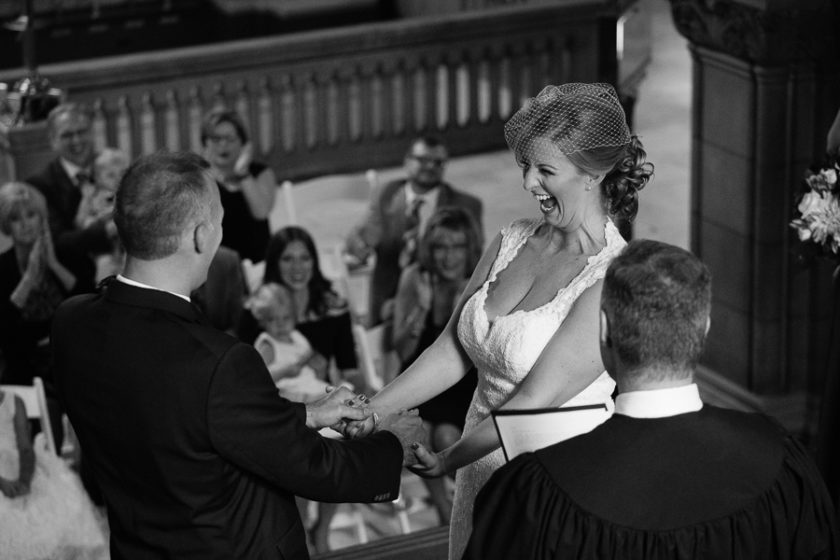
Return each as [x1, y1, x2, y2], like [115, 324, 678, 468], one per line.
[376, 409, 427, 467]
[407, 441, 447, 478]
[305, 385, 373, 431]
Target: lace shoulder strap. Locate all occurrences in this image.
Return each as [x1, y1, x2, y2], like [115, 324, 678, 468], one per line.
[487, 218, 542, 283]
[559, 220, 627, 304]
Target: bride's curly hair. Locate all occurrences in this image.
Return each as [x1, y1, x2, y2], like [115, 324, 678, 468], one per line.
[567, 135, 654, 222]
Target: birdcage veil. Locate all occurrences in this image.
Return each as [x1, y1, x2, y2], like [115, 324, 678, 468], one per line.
[504, 83, 631, 166]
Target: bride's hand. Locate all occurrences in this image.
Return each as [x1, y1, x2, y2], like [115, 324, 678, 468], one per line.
[342, 414, 377, 439]
[407, 442, 447, 478]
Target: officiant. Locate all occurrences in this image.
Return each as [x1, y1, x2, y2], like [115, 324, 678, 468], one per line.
[465, 240, 838, 560]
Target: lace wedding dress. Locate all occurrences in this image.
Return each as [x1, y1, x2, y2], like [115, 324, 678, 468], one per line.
[449, 218, 625, 559]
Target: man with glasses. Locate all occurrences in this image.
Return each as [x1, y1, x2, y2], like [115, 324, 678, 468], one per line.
[346, 136, 483, 326]
[27, 103, 113, 256]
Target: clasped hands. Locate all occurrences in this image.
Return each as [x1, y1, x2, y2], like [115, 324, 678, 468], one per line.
[304, 386, 441, 472]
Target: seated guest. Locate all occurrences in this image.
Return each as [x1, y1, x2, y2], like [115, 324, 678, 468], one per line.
[26, 103, 112, 257]
[239, 226, 360, 388]
[201, 107, 276, 264]
[238, 226, 363, 553]
[247, 281, 344, 553]
[0, 182, 93, 446]
[247, 282, 331, 402]
[76, 147, 127, 230]
[88, 147, 129, 282]
[465, 239, 838, 560]
[391, 207, 480, 525]
[345, 135, 483, 326]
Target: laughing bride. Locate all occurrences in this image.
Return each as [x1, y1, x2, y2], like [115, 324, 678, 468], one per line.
[348, 82, 654, 560]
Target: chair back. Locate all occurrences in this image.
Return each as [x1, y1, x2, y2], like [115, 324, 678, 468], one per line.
[1, 377, 56, 455]
[352, 323, 400, 393]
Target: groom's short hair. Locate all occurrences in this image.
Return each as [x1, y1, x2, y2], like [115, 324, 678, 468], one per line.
[601, 239, 711, 372]
[114, 151, 212, 260]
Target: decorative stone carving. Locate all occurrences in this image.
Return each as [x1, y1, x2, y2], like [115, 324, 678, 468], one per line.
[669, 0, 835, 65]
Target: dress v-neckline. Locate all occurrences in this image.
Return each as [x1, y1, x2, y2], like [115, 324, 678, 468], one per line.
[480, 220, 616, 325]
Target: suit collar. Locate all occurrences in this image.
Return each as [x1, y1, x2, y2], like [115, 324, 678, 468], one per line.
[102, 277, 206, 323]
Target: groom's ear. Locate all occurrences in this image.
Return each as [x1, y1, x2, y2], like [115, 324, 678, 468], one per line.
[193, 220, 211, 255]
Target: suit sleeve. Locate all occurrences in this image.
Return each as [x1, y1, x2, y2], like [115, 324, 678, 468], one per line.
[206, 342, 403, 503]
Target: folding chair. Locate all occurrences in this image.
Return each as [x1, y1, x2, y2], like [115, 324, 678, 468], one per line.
[351, 323, 423, 535]
[1, 377, 56, 455]
[352, 323, 402, 392]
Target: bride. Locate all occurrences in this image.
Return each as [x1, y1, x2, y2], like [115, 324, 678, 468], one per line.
[349, 83, 654, 559]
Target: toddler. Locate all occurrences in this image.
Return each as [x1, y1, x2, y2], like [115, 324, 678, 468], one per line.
[0, 388, 108, 559]
[85, 148, 129, 281]
[75, 147, 129, 230]
[247, 282, 330, 402]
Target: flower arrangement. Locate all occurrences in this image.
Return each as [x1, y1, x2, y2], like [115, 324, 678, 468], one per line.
[790, 154, 840, 258]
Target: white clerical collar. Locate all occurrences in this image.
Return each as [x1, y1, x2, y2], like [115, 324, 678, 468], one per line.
[116, 274, 191, 303]
[614, 383, 703, 418]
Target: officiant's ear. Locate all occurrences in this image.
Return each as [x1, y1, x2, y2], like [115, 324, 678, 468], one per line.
[599, 309, 612, 347]
[193, 220, 211, 255]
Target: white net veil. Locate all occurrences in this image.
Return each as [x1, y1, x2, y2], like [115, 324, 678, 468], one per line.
[504, 83, 631, 166]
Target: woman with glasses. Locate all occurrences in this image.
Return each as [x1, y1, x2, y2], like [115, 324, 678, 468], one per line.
[201, 108, 276, 263]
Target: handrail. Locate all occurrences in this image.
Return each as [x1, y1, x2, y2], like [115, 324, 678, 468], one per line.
[0, 1, 621, 182]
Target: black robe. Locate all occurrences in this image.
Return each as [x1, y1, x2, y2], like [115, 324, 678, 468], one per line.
[465, 406, 838, 560]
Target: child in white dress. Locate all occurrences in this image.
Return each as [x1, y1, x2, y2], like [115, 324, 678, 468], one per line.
[247, 282, 330, 402]
[0, 388, 109, 560]
[246, 282, 348, 552]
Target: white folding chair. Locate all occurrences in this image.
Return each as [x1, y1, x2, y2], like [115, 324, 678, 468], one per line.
[241, 258, 265, 295]
[352, 323, 402, 393]
[1, 377, 56, 455]
[280, 180, 298, 226]
[351, 323, 420, 535]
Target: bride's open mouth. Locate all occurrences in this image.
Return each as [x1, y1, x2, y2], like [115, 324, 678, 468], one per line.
[535, 193, 558, 214]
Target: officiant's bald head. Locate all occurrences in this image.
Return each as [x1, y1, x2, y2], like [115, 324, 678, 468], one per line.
[600, 240, 711, 390]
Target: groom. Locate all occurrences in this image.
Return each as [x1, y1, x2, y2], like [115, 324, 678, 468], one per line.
[52, 151, 424, 559]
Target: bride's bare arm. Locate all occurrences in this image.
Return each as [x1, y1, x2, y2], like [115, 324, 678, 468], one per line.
[415, 279, 607, 475]
[369, 233, 503, 418]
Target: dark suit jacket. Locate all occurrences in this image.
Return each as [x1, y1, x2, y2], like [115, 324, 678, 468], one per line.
[347, 179, 483, 325]
[26, 157, 111, 255]
[52, 280, 403, 560]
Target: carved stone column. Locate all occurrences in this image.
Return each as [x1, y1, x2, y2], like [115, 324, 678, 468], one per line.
[670, 0, 840, 394]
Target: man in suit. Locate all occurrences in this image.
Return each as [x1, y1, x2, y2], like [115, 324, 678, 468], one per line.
[52, 151, 425, 559]
[465, 240, 838, 560]
[346, 136, 483, 325]
[26, 103, 112, 256]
